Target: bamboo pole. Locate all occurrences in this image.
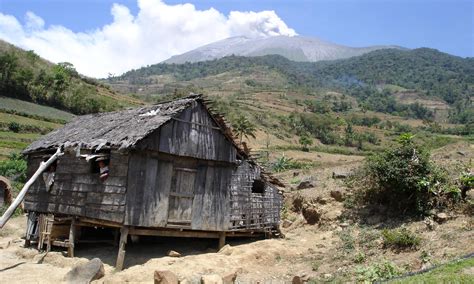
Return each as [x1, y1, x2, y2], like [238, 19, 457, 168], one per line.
[0, 147, 63, 228]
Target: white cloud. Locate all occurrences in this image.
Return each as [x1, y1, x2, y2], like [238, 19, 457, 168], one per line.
[0, 0, 296, 78]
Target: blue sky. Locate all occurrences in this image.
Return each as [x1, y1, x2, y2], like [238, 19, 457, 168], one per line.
[0, 0, 472, 77]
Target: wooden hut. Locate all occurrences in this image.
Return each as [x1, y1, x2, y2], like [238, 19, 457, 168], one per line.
[22, 95, 282, 269]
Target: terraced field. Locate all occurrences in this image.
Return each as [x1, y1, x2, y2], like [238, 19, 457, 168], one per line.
[0, 97, 75, 121]
[0, 97, 72, 160]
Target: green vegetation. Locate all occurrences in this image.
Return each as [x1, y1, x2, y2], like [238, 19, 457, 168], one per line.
[0, 152, 27, 183]
[354, 133, 460, 214]
[110, 48, 473, 125]
[390, 257, 474, 283]
[0, 96, 75, 122]
[382, 228, 421, 250]
[271, 155, 317, 172]
[0, 41, 141, 115]
[233, 115, 257, 144]
[356, 261, 402, 283]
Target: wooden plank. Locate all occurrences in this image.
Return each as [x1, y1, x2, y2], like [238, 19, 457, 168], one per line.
[116, 226, 129, 271]
[86, 192, 126, 206]
[129, 227, 219, 239]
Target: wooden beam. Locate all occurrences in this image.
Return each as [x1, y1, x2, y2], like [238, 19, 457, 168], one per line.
[0, 147, 63, 228]
[67, 218, 76, 257]
[115, 226, 129, 271]
[129, 227, 219, 239]
[76, 217, 122, 228]
[218, 232, 226, 250]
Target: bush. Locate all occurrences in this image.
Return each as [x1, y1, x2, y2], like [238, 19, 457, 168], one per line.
[8, 122, 20, 133]
[382, 228, 421, 250]
[356, 261, 402, 282]
[271, 155, 315, 172]
[0, 153, 27, 182]
[359, 133, 450, 214]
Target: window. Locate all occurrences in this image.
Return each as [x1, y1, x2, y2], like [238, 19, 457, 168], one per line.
[251, 179, 265, 194]
[90, 154, 110, 182]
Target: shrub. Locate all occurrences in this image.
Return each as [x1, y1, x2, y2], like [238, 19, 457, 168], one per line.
[0, 153, 27, 182]
[382, 228, 421, 250]
[359, 133, 450, 214]
[271, 155, 315, 172]
[8, 121, 20, 133]
[356, 261, 402, 283]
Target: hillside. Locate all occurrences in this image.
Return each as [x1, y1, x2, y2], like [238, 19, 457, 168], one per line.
[0, 39, 143, 115]
[163, 35, 401, 64]
[108, 48, 473, 125]
[0, 40, 144, 159]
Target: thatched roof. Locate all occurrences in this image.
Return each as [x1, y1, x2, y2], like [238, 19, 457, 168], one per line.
[24, 95, 221, 154]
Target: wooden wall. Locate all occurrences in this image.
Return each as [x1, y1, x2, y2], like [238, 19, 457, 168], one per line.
[124, 152, 233, 231]
[24, 149, 129, 223]
[138, 101, 236, 163]
[229, 161, 282, 230]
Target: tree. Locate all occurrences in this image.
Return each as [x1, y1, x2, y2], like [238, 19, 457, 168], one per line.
[233, 115, 257, 144]
[299, 133, 313, 152]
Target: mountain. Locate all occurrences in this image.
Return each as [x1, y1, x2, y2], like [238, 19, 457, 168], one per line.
[163, 35, 402, 64]
[108, 48, 473, 124]
[0, 39, 143, 115]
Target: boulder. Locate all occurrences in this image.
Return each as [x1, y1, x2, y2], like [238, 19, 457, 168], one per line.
[292, 195, 305, 212]
[332, 171, 350, 179]
[282, 219, 293, 228]
[222, 270, 238, 284]
[167, 250, 181, 257]
[292, 276, 303, 284]
[64, 258, 104, 284]
[330, 190, 344, 202]
[302, 206, 321, 225]
[434, 213, 448, 223]
[154, 270, 179, 284]
[296, 181, 314, 190]
[201, 274, 223, 284]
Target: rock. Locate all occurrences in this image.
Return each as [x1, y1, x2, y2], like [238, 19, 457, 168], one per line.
[201, 274, 223, 284]
[179, 279, 191, 284]
[292, 195, 305, 212]
[424, 218, 436, 230]
[302, 205, 321, 225]
[297, 181, 314, 190]
[322, 273, 333, 280]
[339, 222, 350, 228]
[325, 209, 342, 221]
[167, 250, 181, 257]
[154, 270, 179, 284]
[457, 151, 467, 156]
[330, 190, 344, 202]
[292, 276, 303, 284]
[282, 219, 293, 228]
[64, 258, 104, 284]
[435, 213, 448, 223]
[293, 171, 300, 177]
[332, 171, 350, 179]
[222, 270, 238, 284]
[218, 244, 233, 255]
[316, 197, 328, 205]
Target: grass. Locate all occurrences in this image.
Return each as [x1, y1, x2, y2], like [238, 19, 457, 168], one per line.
[389, 257, 474, 283]
[0, 96, 75, 121]
[0, 112, 62, 130]
[382, 228, 421, 250]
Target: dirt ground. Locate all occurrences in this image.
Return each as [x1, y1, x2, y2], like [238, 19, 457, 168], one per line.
[0, 143, 472, 283]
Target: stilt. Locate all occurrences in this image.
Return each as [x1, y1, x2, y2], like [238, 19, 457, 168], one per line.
[218, 232, 226, 250]
[67, 218, 76, 257]
[115, 226, 129, 271]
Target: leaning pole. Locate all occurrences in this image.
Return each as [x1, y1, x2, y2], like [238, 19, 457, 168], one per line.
[0, 147, 63, 228]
